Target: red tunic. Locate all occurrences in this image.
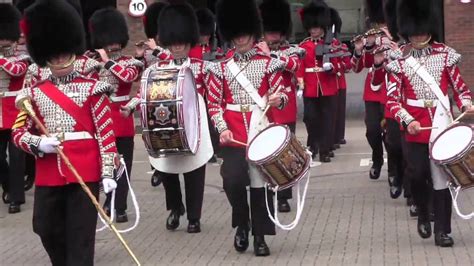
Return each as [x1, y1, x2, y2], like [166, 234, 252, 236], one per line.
[189, 44, 224, 61]
[296, 37, 341, 98]
[206, 47, 286, 147]
[0, 53, 30, 130]
[12, 73, 118, 186]
[334, 41, 351, 90]
[100, 55, 144, 138]
[386, 43, 471, 144]
[270, 44, 304, 124]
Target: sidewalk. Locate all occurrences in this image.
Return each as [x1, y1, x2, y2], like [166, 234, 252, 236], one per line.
[1, 120, 474, 265]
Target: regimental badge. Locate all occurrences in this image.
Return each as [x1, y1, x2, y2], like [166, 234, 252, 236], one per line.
[154, 104, 171, 125]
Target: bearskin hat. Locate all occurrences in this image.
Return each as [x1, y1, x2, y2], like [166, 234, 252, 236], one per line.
[143, 1, 168, 39]
[365, 0, 385, 24]
[89, 8, 129, 49]
[196, 8, 215, 36]
[329, 7, 342, 35]
[383, 0, 399, 41]
[216, 0, 262, 42]
[397, 0, 440, 41]
[300, 1, 331, 30]
[23, 0, 85, 67]
[158, 2, 199, 47]
[15, 0, 35, 14]
[259, 0, 291, 36]
[0, 4, 21, 41]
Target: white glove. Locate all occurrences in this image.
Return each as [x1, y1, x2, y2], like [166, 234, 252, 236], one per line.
[102, 178, 117, 194]
[322, 62, 334, 72]
[38, 137, 60, 154]
[297, 90, 303, 98]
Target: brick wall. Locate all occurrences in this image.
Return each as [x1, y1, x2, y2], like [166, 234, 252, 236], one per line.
[117, 0, 148, 56]
[444, 0, 474, 88]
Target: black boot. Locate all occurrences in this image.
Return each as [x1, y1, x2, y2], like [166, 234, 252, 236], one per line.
[278, 199, 291, 213]
[328, 151, 335, 158]
[116, 210, 128, 223]
[435, 232, 454, 247]
[417, 218, 432, 239]
[253, 235, 270, 256]
[320, 154, 331, 163]
[8, 202, 21, 214]
[151, 170, 162, 187]
[369, 165, 382, 180]
[234, 226, 249, 252]
[409, 204, 418, 218]
[187, 220, 201, 233]
[166, 209, 183, 230]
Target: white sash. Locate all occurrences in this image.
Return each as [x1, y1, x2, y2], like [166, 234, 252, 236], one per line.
[226, 59, 266, 109]
[405, 56, 452, 190]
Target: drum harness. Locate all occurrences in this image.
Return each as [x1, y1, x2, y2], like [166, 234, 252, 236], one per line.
[97, 157, 141, 233]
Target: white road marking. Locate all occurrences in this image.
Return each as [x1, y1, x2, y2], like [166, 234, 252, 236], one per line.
[360, 158, 388, 167]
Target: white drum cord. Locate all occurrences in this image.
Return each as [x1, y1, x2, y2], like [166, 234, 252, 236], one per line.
[97, 157, 140, 233]
[448, 183, 474, 220]
[265, 171, 310, 230]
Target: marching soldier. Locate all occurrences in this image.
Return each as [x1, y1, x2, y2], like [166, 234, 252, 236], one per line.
[208, 0, 288, 256]
[258, 0, 305, 213]
[123, 1, 213, 234]
[330, 7, 351, 147]
[351, 0, 388, 179]
[89, 8, 144, 223]
[386, 0, 472, 247]
[0, 3, 30, 213]
[297, 0, 341, 163]
[135, 1, 171, 69]
[12, 0, 119, 263]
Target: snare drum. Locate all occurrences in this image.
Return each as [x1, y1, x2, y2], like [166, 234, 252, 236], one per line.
[140, 66, 200, 157]
[430, 123, 474, 189]
[247, 125, 311, 190]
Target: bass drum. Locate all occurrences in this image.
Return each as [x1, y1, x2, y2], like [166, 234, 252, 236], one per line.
[139, 66, 200, 158]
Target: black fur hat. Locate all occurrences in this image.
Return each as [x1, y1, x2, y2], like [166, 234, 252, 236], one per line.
[397, 0, 440, 40]
[259, 0, 291, 36]
[216, 0, 262, 42]
[196, 8, 215, 36]
[23, 0, 85, 67]
[301, 1, 331, 30]
[365, 0, 385, 24]
[89, 8, 129, 49]
[143, 1, 168, 39]
[15, 0, 35, 14]
[329, 7, 342, 35]
[0, 3, 21, 41]
[383, 0, 399, 41]
[158, 2, 199, 47]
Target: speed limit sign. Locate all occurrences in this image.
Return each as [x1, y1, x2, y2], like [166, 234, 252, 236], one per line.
[128, 0, 147, 17]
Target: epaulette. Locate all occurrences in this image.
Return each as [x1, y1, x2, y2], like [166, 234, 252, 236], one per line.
[266, 57, 286, 74]
[204, 60, 224, 79]
[91, 80, 113, 96]
[385, 60, 402, 74]
[432, 43, 461, 67]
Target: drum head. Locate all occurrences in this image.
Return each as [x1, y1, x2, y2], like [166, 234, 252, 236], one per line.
[431, 125, 472, 162]
[180, 67, 199, 154]
[248, 125, 288, 162]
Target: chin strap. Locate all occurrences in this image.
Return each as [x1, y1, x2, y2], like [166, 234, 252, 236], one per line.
[97, 157, 140, 233]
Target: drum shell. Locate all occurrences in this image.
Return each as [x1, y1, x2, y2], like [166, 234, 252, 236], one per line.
[248, 125, 310, 190]
[431, 123, 474, 190]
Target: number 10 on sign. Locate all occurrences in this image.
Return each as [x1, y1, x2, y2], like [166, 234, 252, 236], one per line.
[128, 0, 147, 17]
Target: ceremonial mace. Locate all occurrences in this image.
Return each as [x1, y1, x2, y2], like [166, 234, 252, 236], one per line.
[18, 98, 141, 266]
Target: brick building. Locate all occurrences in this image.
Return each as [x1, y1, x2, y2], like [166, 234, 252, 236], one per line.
[444, 0, 474, 88]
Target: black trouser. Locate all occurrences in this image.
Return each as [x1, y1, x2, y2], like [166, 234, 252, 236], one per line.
[364, 101, 385, 167]
[220, 147, 275, 236]
[33, 183, 99, 266]
[106, 137, 134, 212]
[304, 96, 337, 157]
[208, 112, 221, 158]
[335, 89, 346, 143]
[404, 142, 451, 233]
[158, 165, 206, 221]
[0, 129, 25, 204]
[385, 119, 405, 188]
[400, 133, 412, 198]
[25, 153, 36, 182]
[278, 122, 296, 201]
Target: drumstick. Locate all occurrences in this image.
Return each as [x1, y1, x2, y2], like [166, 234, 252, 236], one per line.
[257, 85, 285, 126]
[453, 110, 468, 124]
[230, 139, 248, 147]
[419, 126, 438, 131]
